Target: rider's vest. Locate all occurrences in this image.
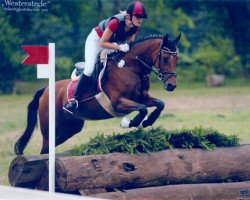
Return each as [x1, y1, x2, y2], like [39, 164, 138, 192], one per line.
[98, 14, 138, 43]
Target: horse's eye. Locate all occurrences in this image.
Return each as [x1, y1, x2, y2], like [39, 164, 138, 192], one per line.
[162, 57, 168, 63]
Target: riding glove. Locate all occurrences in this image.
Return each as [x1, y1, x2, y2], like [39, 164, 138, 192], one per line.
[119, 43, 130, 52]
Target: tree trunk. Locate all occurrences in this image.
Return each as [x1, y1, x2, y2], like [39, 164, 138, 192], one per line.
[92, 181, 250, 200]
[55, 145, 250, 192]
[36, 161, 49, 191]
[8, 154, 48, 188]
[8, 150, 73, 189]
[225, 0, 250, 78]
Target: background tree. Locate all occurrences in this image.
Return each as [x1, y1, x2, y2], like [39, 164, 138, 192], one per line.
[0, 0, 249, 93]
[223, 0, 249, 78]
[0, 11, 23, 93]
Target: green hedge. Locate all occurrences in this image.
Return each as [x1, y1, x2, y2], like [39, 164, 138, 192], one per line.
[72, 127, 239, 156]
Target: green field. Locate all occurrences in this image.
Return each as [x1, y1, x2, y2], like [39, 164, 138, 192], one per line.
[0, 81, 250, 185]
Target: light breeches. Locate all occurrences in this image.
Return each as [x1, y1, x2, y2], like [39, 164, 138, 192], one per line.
[83, 29, 103, 76]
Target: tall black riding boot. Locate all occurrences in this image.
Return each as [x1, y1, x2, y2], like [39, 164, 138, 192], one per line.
[63, 73, 92, 114]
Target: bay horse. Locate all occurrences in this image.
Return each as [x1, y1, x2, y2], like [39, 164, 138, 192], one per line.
[14, 33, 181, 155]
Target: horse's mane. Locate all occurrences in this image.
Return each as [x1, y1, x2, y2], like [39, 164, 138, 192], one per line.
[131, 34, 179, 53]
[131, 34, 163, 47]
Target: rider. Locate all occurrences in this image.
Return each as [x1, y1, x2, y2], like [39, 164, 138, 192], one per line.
[64, 1, 147, 113]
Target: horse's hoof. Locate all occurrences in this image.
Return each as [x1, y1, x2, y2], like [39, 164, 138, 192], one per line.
[137, 116, 148, 128]
[120, 116, 131, 128]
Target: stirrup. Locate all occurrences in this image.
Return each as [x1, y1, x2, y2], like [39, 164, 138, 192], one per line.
[63, 99, 78, 114]
[71, 99, 79, 108]
[63, 107, 74, 115]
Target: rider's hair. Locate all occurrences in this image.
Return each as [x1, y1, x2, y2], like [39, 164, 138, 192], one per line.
[120, 10, 127, 15]
[120, 11, 131, 20]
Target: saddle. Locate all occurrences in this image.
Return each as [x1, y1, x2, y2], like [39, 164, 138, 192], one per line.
[67, 49, 122, 101]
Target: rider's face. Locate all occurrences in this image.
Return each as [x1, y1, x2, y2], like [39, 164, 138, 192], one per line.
[131, 15, 143, 26]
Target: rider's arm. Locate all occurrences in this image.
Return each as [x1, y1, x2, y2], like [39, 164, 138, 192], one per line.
[99, 27, 120, 50]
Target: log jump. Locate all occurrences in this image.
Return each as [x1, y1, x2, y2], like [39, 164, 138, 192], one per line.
[92, 182, 250, 200]
[9, 145, 250, 199]
[55, 145, 250, 191]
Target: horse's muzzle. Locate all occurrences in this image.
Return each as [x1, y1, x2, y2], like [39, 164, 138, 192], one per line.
[165, 82, 176, 91]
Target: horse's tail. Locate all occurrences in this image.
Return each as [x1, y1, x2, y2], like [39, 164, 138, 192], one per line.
[14, 87, 46, 155]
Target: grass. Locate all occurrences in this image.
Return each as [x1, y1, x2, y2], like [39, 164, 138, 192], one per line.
[158, 110, 250, 141]
[0, 81, 250, 185]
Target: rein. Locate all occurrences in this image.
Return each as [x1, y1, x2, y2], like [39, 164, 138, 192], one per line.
[128, 51, 159, 76]
[128, 42, 178, 80]
[109, 50, 159, 76]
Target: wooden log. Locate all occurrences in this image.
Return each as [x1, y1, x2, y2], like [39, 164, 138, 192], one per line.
[55, 145, 250, 192]
[36, 161, 49, 191]
[8, 154, 48, 188]
[92, 181, 250, 200]
[36, 160, 73, 192]
[79, 189, 107, 196]
[8, 151, 73, 189]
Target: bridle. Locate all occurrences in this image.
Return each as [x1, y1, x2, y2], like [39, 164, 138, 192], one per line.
[157, 43, 178, 81]
[131, 41, 178, 81]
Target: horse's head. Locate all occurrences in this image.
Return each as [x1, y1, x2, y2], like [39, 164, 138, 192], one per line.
[154, 33, 181, 91]
[125, 33, 181, 92]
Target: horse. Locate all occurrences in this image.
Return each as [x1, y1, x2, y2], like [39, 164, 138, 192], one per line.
[14, 33, 181, 155]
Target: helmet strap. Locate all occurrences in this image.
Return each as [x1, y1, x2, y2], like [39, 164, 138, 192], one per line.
[129, 15, 136, 27]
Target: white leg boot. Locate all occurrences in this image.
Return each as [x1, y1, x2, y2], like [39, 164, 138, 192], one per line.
[120, 116, 131, 128]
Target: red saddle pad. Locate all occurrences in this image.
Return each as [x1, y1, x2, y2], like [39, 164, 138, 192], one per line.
[67, 80, 98, 101]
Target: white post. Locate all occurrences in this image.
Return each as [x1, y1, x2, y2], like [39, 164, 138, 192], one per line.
[48, 43, 55, 193]
[36, 43, 55, 193]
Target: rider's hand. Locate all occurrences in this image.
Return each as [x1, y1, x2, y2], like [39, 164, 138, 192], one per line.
[119, 43, 129, 52]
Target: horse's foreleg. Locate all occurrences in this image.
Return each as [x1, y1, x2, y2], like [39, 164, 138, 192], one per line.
[141, 95, 165, 128]
[114, 97, 148, 128]
[129, 104, 148, 127]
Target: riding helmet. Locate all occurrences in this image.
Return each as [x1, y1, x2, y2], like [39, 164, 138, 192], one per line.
[127, 1, 147, 18]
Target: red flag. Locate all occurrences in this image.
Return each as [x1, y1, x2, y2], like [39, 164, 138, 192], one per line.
[21, 45, 49, 65]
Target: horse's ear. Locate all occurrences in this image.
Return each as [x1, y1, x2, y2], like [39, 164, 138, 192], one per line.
[173, 33, 181, 45]
[163, 34, 169, 42]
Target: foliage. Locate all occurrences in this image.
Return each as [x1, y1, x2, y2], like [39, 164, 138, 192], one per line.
[180, 36, 241, 82]
[0, 0, 249, 93]
[56, 57, 74, 80]
[0, 11, 23, 93]
[72, 127, 239, 156]
[142, 0, 194, 49]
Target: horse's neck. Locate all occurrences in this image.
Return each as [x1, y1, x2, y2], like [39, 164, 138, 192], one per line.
[133, 39, 160, 64]
[106, 39, 160, 79]
[104, 41, 159, 94]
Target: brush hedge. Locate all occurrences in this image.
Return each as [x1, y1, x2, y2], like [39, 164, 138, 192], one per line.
[72, 127, 239, 156]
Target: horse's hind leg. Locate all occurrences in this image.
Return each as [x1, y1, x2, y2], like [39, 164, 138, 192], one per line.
[40, 113, 49, 154]
[41, 137, 49, 154]
[55, 117, 84, 147]
[40, 117, 84, 154]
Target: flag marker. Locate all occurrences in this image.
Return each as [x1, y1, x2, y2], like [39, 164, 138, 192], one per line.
[21, 45, 49, 65]
[21, 43, 55, 193]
